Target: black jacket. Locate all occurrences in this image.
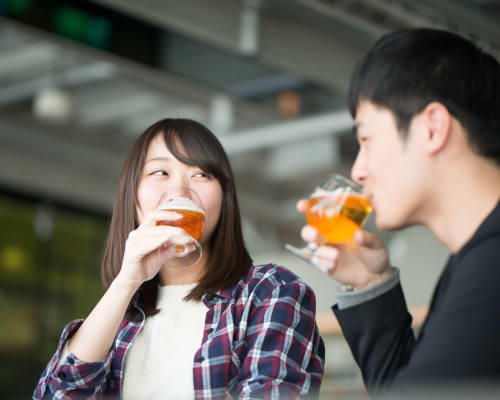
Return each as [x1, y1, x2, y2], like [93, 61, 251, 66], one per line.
[333, 200, 500, 395]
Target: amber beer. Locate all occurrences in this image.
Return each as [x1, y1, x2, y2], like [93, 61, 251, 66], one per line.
[305, 192, 372, 244]
[156, 209, 204, 240]
[156, 197, 205, 251]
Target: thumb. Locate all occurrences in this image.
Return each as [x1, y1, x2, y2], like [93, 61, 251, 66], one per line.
[354, 229, 383, 249]
[297, 199, 308, 213]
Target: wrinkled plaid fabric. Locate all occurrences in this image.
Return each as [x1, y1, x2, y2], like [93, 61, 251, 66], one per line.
[34, 264, 325, 399]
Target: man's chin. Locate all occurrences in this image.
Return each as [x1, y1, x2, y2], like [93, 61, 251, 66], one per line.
[376, 215, 415, 232]
[375, 215, 404, 232]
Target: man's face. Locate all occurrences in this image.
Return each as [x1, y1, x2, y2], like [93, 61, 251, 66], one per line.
[351, 101, 425, 231]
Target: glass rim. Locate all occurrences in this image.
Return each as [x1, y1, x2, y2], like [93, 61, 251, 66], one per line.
[318, 174, 363, 194]
[154, 187, 205, 214]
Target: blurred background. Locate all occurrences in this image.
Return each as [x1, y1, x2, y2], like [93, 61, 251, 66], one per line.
[1, 0, 499, 398]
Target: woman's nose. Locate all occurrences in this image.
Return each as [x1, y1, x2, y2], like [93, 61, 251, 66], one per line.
[162, 172, 190, 191]
[164, 183, 192, 198]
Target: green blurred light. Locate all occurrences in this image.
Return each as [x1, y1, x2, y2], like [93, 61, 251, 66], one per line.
[52, 6, 112, 49]
[53, 6, 89, 41]
[85, 17, 112, 48]
[9, 0, 34, 15]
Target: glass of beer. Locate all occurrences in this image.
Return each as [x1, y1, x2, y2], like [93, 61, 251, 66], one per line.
[286, 175, 372, 268]
[155, 187, 205, 267]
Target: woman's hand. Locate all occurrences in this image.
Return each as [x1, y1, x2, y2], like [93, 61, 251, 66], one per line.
[64, 209, 189, 364]
[117, 210, 190, 289]
[297, 199, 393, 290]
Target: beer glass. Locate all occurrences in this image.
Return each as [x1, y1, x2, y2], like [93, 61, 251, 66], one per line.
[155, 187, 205, 267]
[286, 175, 372, 269]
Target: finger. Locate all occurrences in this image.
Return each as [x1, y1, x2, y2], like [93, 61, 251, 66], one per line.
[297, 199, 308, 213]
[301, 225, 319, 242]
[311, 246, 339, 273]
[126, 229, 192, 258]
[354, 229, 384, 249]
[169, 243, 197, 258]
[157, 244, 179, 260]
[140, 210, 183, 227]
[157, 239, 198, 263]
[131, 231, 193, 250]
[130, 225, 186, 238]
[162, 234, 193, 247]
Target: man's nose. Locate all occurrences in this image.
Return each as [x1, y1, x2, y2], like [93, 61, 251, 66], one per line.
[351, 152, 367, 186]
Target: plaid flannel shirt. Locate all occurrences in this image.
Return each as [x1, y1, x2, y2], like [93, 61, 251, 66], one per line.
[33, 264, 325, 399]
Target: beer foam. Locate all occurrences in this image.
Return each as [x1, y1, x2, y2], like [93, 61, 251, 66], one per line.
[310, 187, 345, 198]
[157, 196, 204, 214]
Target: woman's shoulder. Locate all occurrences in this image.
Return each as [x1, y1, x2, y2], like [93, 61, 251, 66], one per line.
[245, 263, 300, 283]
[234, 263, 313, 299]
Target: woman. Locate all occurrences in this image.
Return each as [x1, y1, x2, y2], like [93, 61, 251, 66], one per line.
[33, 119, 325, 399]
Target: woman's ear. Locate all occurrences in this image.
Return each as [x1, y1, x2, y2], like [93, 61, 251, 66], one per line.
[422, 102, 452, 154]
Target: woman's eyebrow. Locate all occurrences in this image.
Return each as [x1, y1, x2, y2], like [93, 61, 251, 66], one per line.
[145, 156, 171, 163]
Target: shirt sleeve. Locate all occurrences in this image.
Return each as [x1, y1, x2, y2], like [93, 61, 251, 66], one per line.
[33, 319, 115, 400]
[236, 277, 325, 399]
[335, 267, 400, 309]
[333, 282, 415, 393]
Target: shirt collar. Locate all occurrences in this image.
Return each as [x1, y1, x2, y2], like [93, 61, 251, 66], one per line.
[202, 286, 234, 306]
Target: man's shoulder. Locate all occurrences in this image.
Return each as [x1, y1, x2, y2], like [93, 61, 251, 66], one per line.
[452, 234, 500, 281]
[459, 200, 500, 257]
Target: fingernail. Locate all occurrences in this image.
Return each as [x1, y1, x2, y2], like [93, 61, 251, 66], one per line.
[171, 212, 183, 220]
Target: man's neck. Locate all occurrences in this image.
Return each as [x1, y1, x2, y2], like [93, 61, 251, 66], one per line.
[423, 163, 500, 254]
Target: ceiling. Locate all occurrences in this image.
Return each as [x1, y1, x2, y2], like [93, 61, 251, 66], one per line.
[1, 0, 499, 253]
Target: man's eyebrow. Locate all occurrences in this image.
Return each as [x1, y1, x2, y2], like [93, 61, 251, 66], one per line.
[352, 122, 362, 137]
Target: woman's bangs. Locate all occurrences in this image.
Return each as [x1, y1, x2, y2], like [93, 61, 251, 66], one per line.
[161, 128, 223, 181]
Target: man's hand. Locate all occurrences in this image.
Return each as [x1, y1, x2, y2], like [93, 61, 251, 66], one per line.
[298, 199, 393, 291]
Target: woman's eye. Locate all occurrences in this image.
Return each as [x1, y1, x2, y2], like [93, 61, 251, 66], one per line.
[193, 171, 210, 179]
[151, 170, 168, 176]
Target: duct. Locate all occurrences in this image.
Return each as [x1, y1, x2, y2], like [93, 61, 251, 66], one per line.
[0, 43, 56, 76]
[239, 0, 261, 55]
[91, 0, 367, 93]
[220, 109, 351, 155]
[0, 62, 116, 107]
[290, 0, 388, 39]
[0, 119, 123, 172]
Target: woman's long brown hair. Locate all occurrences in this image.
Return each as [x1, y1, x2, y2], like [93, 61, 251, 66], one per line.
[101, 119, 252, 321]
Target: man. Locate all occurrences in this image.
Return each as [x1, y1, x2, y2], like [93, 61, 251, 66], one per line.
[300, 28, 500, 396]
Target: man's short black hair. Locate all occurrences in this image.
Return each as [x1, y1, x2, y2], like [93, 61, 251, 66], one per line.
[348, 28, 500, 163]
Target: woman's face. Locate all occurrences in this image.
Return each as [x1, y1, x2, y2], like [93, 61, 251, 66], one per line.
[136, 134, 223, 246]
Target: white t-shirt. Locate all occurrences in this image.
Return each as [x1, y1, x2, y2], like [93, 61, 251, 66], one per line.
[122, 283, 207, 400]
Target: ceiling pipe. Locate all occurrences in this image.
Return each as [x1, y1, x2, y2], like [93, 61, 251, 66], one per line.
[220, 109, 352, 154]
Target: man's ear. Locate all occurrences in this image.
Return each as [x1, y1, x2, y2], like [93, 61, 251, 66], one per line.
[422, 102, 452, 154]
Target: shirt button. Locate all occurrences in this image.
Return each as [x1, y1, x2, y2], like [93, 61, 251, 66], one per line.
[57, 371, 67, 380]
[196, 356, 204, 363]
[205, 293, 214, 301]
[67, 358, 75, 365]
[206, 328, 213, 335]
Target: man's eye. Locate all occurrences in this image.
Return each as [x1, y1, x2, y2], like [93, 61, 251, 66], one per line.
[358, 137, 369, 146]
